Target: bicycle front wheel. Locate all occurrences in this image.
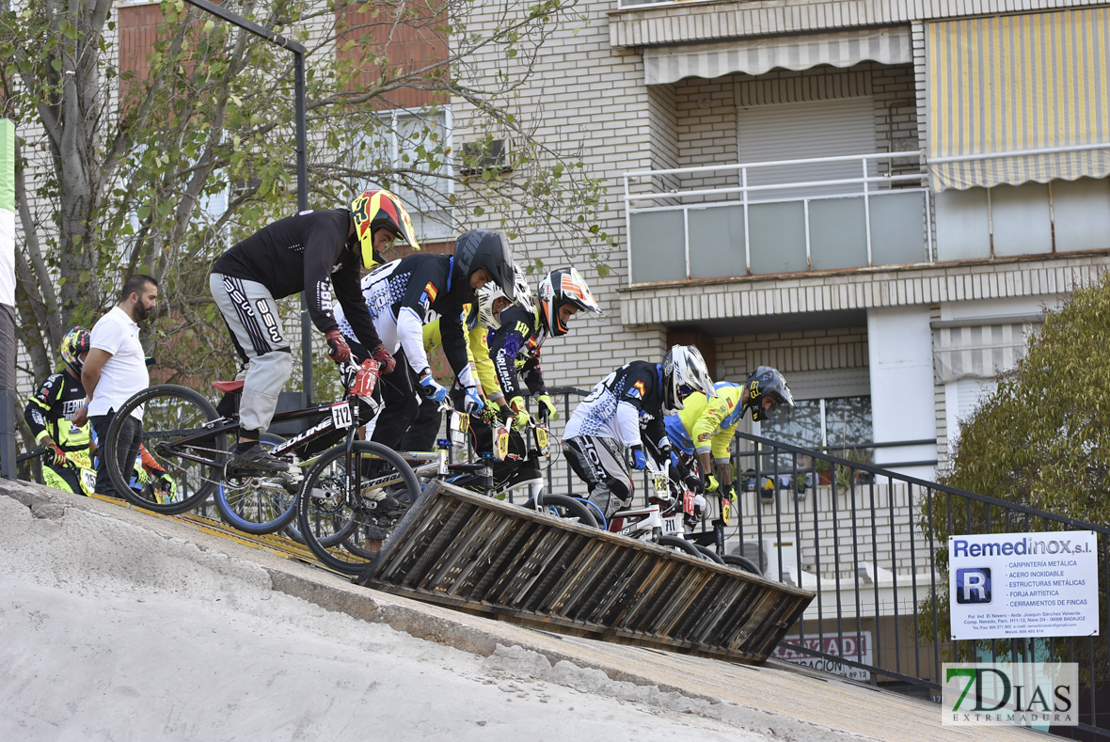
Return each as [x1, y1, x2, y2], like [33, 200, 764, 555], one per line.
[657, 534, 703, 559]
[104, 385, 227, 515]
[520, 493, 598, 528]
[214, 434, 299, 535]
[722, 553, 763, 577]
[296, 441, 421, 574]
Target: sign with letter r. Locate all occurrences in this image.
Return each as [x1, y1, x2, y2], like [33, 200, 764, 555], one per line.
[956, 568, 991, 604]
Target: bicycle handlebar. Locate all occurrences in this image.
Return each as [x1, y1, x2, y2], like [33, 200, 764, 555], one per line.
[16, 447, 48, 464]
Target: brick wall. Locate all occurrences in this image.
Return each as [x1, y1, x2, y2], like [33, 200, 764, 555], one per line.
[663, 62, 919, 195]
[336, 2, 449, 110]
[715, 325, 870, 381]
[447, 0, 664, 400]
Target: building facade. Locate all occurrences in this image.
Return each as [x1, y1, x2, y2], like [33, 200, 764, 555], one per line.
[450, 0, 1110, 479]
[15, 0, 1108, 480]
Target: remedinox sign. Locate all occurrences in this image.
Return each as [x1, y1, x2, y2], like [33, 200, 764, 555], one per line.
[949, 531, 1098, 640]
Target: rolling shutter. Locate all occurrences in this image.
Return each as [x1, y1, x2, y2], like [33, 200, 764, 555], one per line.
[737, 97, 878, 200]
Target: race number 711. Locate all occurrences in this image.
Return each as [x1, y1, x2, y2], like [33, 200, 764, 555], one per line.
[330, 401, 353, 430]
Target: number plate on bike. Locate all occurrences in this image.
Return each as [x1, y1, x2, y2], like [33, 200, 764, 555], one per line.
[450, 410, 469, 435]
[662, 515, 680, 536]
[534, 425, 548, 453]
[493, 425, 510, 461]
[330, 401, 353, 430]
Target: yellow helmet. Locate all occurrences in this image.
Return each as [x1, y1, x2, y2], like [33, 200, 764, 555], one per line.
[349, 189, 420, 268]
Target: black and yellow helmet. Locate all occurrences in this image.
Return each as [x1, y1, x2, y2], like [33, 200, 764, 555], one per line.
[349, 189, 420, 268]
[60, 326, 91, 375]
[744, 366, 795, 421]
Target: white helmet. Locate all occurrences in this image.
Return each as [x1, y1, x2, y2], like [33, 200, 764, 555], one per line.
[477, 264, 534, 330]
[537, 266, 602, 337]
[661, 345, 716, 415]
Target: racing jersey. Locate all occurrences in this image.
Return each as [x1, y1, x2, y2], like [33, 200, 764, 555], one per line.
[210, 209, 380, 348]
[423, 306, 502, 399]
[663, 382, 745, 462]
[487, 305, 547, 400]
[562, 360, 669, 452]
[24, 369, 91, 454]
[333, 253, 477, 387]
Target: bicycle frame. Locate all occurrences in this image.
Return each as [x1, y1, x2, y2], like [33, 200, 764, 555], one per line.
[608, 460, 688, 540]
[155, 397, 361, 472]
[399, 404, 551, 506]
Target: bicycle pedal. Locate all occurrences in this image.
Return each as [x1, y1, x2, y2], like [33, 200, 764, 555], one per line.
[279, 468, 303, 493]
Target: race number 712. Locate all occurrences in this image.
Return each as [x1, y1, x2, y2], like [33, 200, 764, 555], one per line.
[330, 401, 353, 430]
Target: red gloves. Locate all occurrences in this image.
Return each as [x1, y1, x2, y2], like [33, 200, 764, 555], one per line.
[324, 329, 351, 364]
[49, 444, 67, 466]
[370, 344, 396, 375]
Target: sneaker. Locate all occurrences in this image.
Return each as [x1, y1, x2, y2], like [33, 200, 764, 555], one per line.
[227, 445, 290, 474]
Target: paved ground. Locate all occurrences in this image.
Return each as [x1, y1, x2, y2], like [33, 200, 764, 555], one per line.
[0, 478, 1047, 741]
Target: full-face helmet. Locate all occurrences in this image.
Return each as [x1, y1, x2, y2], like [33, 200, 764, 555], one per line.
[744, 366, 795, 421]
[661, 345, 716, 415]
[537, 267, 602, 337]
[60, 326, 91, 375]
[454, 229, 515, 301]
[350, 189, 420, 268]
[477, 264, 534, 330]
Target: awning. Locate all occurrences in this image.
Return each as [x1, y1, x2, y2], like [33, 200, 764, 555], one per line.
[932, 317, 1041, 384]
[927, 9, 1110, 191]
[643, 27, 911, 86]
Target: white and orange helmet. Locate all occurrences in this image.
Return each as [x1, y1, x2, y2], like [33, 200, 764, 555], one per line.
[349, 188, 420, 268]
[537, 267, 602, 337]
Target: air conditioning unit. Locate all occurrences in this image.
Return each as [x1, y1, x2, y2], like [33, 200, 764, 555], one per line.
[458, 139, 510, 175]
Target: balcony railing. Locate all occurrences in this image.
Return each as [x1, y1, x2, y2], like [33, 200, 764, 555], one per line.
[624, 147, 1110, 287]
[623, 152, 932, 285]
[615, 0, 717, 9]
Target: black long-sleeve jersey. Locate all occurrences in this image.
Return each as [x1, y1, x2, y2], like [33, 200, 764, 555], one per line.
[562, 360, 669, 452]
[487, 305, 548, 400]
[210, 209, 380, 347]
[336, 253, 477, 382]
[24, 370, 90, 451]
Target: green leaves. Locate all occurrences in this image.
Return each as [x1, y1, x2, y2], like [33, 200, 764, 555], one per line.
[944, 275, 1110, 524]
[9, 0, 614, 386]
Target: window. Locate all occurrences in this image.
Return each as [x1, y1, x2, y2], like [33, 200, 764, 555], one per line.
[345, 108, 453, 242]
[758, 395, 873, 455]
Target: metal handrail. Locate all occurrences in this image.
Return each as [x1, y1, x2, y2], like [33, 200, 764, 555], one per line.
[737, 431, 1110, 534]
[625, 150, 923, 179]
[627, 174, 926, 205]
[538, 387, 1110, 731]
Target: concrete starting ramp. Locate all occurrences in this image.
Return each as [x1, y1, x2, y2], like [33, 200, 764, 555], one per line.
[356, 480, 813, 663]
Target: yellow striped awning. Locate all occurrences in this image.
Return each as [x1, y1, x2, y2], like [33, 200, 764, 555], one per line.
[927, 9, 1110, 192]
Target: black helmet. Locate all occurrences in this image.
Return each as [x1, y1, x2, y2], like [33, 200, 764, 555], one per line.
[744, 366, 794, 421]
[453, 229, 515, 301]
[661, 345, 716, 415]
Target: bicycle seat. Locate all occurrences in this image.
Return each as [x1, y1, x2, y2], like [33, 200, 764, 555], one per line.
[212, 380, 245, 393]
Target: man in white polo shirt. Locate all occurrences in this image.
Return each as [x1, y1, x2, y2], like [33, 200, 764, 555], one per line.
[78, 274, 158, 497]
